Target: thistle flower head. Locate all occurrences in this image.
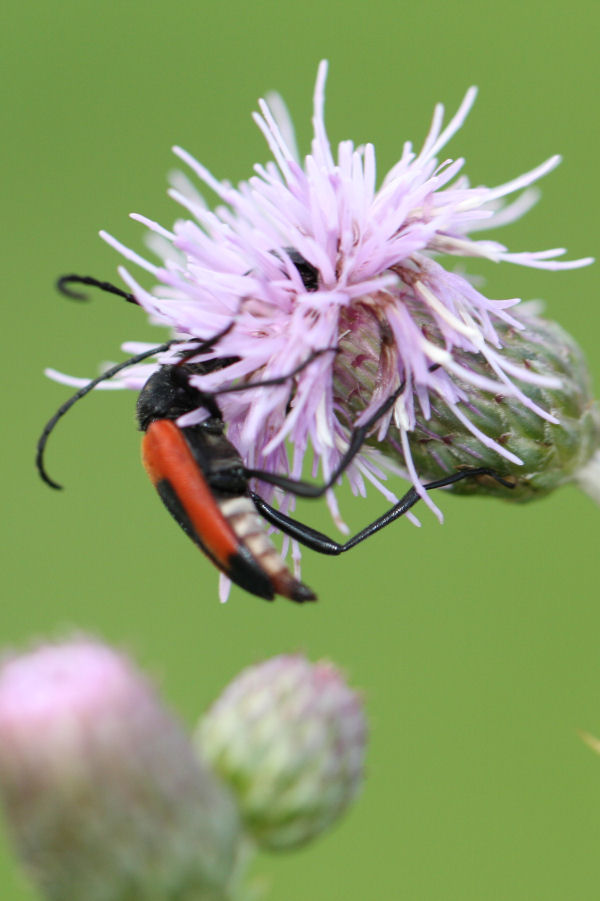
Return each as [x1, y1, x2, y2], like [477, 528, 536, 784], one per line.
[0, 639, 240, 901]
[196, 654, 366, 850]
[51, 61, 595, 530]
[343, 303, 600, 502]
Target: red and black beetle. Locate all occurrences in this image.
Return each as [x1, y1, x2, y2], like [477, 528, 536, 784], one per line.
[135, 359, 318, 602]
[37, 273, 511, 602]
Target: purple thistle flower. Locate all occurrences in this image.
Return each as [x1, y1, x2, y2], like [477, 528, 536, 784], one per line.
[49, 61, 594, 553]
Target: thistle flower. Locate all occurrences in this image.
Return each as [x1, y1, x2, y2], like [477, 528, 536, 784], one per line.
[196, 655, 366, 850]
[0, 639, 240, 901]
[51, 61, 596, 530]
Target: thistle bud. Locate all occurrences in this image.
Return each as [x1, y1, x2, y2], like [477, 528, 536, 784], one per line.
[196, 655, 366, 851]
[335, 304, 600, 502]
[0, 639, 240, 901]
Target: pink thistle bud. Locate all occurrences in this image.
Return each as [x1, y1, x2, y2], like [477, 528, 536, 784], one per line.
[197, 655, 366, 851]
[0, 639, 240, 901]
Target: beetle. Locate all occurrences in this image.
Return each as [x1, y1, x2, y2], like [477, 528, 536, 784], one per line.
[135, 357, 322, 602]
[37, 271, 511, 602]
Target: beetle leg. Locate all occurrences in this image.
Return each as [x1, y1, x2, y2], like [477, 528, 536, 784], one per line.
[243, 381, 408, 498]
[250, 468, 513, 555]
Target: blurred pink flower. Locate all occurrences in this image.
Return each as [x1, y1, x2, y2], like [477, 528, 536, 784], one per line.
[0, 639, 239, 900]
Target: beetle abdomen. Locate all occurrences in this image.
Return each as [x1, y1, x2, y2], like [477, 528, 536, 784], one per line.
[218, 496, 316, 602]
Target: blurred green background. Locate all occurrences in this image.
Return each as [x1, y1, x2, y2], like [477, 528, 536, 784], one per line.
[3, 0, 600, 897]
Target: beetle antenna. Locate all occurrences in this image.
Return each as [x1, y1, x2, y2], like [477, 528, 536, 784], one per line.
[37, 313, 242, 491]
[175, 319, 237, 365]
[57, 275, 138, 305]
[36, 341, 179, 490]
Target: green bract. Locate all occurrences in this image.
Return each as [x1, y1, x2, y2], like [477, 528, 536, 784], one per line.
[335, 305, 599, 502]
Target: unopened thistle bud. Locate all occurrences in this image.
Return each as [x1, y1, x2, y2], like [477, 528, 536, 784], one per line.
[196, 655, 366, 851]
[0, 639, 240, 901]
